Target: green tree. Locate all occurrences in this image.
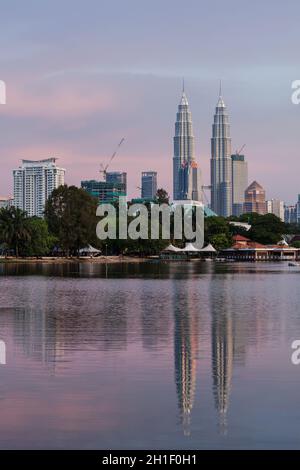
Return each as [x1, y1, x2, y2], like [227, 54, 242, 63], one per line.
[209, 233, 231, 251]
[45, 185, 99, 255]
[155, 188, 170, 205]
[20, 218, 57, 256]
[247, 213, 287, 245]
[205, 216, 232, 248]
[0, 207, 31, 257]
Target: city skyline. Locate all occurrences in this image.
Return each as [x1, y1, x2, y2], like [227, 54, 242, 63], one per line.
[0, 0, 300, 204]
[4, 83, 299, 216]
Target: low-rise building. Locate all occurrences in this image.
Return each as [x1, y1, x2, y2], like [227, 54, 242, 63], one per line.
[0, 196, 14, 209]
[221, 235, 300, 261]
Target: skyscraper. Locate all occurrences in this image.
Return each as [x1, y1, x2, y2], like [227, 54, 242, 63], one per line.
[296, 194, 300, 224]
[141, 171, 157, 199]
[13, 158, 65, 218]
[284, 205, 297, 224]
[173, 86, 200, 201]
[211, 87, 232, 217]
[231, 154, 248, 217]
[266, 199, 284, 221]
[284, 195, 300, 224]
[244, 181, 266, 215]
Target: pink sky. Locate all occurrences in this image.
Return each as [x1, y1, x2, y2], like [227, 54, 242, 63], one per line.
[0, 0, 300, 204]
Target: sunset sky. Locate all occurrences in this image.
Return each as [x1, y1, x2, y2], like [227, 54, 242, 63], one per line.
[0, 0, 299, 203]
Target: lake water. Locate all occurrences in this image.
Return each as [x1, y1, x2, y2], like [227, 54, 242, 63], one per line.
[0, 260, 300, 449]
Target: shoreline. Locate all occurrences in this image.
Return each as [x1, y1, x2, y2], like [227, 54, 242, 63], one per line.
[0, 256, 152, 264]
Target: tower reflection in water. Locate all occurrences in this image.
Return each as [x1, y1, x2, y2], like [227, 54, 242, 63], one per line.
[210, 285, 233, 435]
[172, 274, 236, 437]
[173, 281, 199, 436]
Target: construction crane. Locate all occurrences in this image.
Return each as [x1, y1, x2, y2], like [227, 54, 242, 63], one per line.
[100, 138, 125, 181]
[235, 144, 246, 156]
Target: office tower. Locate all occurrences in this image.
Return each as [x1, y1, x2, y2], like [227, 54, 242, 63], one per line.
[266, 199, 285, 221]
[173, 86, 200, 201]
[244, 181, 266, 215]
[141, 171, 157, 199]
[106, 172, 127, 196]
[13, 158, 65, 218]
[231, 154, 248, 217]
[296, 195, 300, 224]
[81, 179, 126, 204]
[284, 205, 297, 224]
[211, 87, 232, 217]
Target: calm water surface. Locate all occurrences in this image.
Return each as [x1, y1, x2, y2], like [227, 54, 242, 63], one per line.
[0, 261, 299, 449]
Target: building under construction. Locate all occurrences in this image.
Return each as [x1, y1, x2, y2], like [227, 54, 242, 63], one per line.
[81, 179, 126, 204]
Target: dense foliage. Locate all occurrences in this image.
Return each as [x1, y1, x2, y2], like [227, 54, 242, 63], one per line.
[232, 213, 289, 245]
[205, 216, 232, 249]
[45, 185, 99, 255]
[0, 207, 55, 256]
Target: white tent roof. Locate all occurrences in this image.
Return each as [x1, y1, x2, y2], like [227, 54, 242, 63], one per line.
[79, 244, 101, 254]
[277, 239, 289, 246]
[199, 243, 217, 252]
[162, 244, 182, 252]
[182, 243, 201, 252]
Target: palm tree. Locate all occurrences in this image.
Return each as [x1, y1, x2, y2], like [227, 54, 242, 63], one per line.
[0, 207, 31, 257]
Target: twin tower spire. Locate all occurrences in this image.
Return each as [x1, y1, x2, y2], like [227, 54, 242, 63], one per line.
[173, 82, 232, 217]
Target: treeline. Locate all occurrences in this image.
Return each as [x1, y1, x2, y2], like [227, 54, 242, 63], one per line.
[0, 208, 55, 257]
[204, 212, 299, 250]
[228, 213, 300, 245]
[0, 185, 170, 257]
[0, 185, 299, 257]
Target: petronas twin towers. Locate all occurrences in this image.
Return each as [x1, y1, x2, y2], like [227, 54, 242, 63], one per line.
[173, 84, 232, 217]
[173, 86, 200, 201]
[210, 89, 232, 217]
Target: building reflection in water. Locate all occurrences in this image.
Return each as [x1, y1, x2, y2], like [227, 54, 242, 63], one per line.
[0, 263, 271, 440]
[172, 281, 199, 436]
[211, 293, 233, 435]
[1, 280, 133, 375]
[13, 307, 60, 372]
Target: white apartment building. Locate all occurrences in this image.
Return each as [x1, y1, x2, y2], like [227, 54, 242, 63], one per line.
[13, 158, 65, 218]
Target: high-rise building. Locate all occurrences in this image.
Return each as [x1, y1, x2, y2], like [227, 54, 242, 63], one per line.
[284, 205, 297, 224]
[106, 172, 127, 196]
[13, 158, 65, 218]
[266, 199, 285, 221]
[211, 88, 232, 217]
[141, 171, 157, 200]
[81, 179, 126, 204]
[284, 195, 300, 224]
[231, 154, 248, 217]
[173, 87, 200, 201]
[244, 181, 266, 215]
[296, 195, 300, 224]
